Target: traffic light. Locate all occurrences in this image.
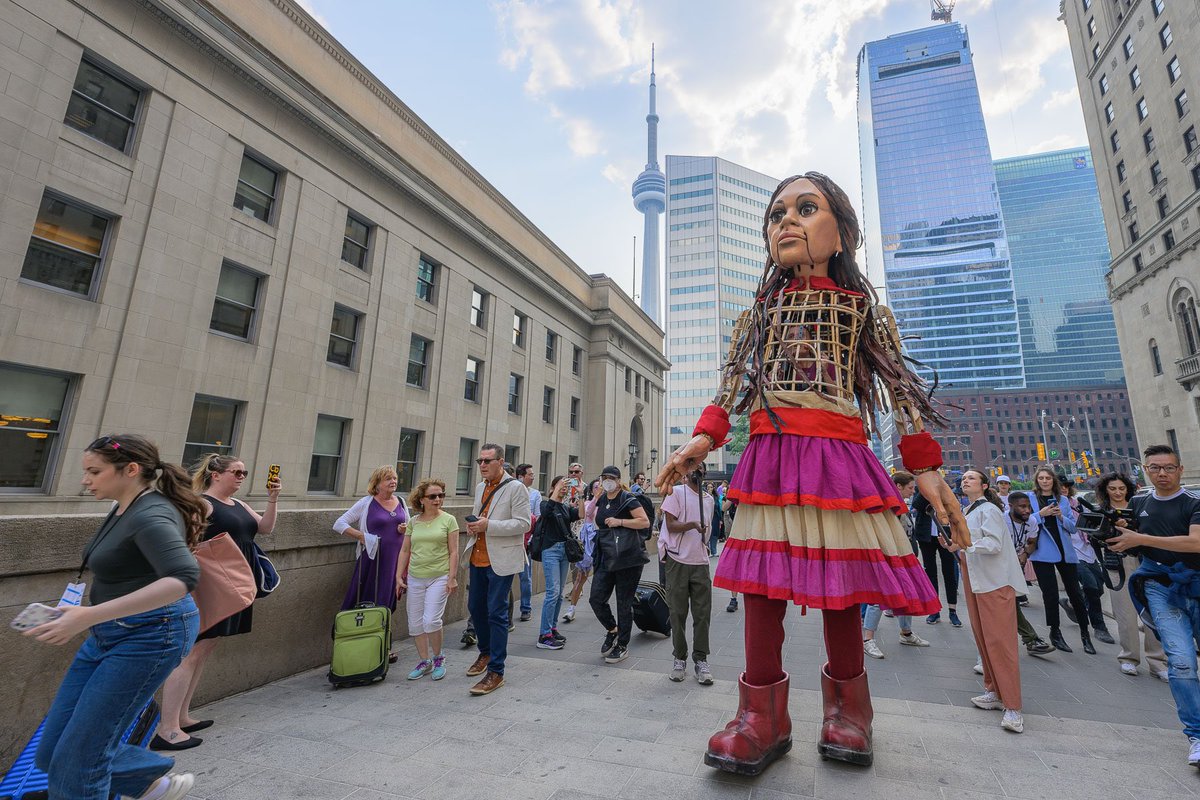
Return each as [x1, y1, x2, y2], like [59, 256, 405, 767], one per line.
[1036, 442, 1047, 461]
[1081, 452, 1092, 476]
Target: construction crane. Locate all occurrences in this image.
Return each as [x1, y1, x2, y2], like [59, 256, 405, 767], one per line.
[931, 0, 956, 22]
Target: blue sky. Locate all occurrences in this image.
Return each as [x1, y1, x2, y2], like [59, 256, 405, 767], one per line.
[298, 0, 1087, 301]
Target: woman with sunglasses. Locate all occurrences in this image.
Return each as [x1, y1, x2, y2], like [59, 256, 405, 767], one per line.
[154, 453, 280, 749]
[395, 479, 458, 680]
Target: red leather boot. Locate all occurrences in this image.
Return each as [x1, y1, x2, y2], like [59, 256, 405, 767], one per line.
[704, 672, 791, 775]
[818, 663, 873, 766]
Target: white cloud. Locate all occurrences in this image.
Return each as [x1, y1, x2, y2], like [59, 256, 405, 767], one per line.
[978, 17, 1068, 117]
[1042, 88, 1079, 111]
[548, 104, 604, 157]
[1027, 134, 1080, 153]
[602, 162, 631, 185]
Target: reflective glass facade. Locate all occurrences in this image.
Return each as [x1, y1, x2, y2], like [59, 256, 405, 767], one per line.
[859, 24, 1025, 390]
[994, 148, 1124, 387]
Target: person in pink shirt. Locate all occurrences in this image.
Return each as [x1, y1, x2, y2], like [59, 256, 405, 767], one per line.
[659, 465, 717, 685]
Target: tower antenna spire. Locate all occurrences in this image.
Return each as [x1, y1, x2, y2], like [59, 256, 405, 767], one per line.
[631, 47, 665, 324]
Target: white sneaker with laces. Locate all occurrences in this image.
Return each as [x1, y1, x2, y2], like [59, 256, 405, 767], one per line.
[1189, 737, 1200, 767]
[669, 658, 687, 682]
[126, 773, 195, 800]
[863, 638, 885, 659]
[1001, 709, 1024, 733]
[694, 660, 714, 685]
[1119, 662, 1139, 676]
[971, 691, 1004, 710]
[899, 632, 930, 647]
[973, 659, 984, 675]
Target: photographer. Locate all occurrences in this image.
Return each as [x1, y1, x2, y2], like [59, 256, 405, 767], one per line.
[659, 465, 715, 685]
[1108, 445, 1200, 766]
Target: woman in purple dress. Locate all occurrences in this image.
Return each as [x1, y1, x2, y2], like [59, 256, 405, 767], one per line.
[334, 465, 409, 662]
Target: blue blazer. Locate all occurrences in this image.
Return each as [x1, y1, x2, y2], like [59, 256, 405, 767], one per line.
[1025, 491, 1078, 563]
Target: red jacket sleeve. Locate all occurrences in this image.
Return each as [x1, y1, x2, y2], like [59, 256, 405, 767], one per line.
[693, 405, 732, 447]
[899, 431, 943, 472]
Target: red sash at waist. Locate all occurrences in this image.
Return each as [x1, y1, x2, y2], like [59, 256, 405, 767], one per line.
[750, 406, 868, 445]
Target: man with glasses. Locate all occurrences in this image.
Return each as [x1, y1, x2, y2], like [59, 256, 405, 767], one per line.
[1109, 444, 1200, 766]
[461, 444, 531, 695]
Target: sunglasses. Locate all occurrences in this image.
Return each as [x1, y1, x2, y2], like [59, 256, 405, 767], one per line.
[569, 469, 582, 474]
[223, 469, 249, 479]
[475, 457, 497, 465]
[87, 435, 122, 451]
[425, 492, 445, 499]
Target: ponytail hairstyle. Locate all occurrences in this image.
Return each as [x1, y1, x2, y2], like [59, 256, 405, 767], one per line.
[191, 453, 241, 493]
[962, 468, 1004, 510]
[85, 434, 207, 548]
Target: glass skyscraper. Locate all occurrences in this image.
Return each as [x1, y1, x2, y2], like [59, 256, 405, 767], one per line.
[663, 155, 778, 473]
[993, 148, 1123, 386]
[858, 23, 1025, 390]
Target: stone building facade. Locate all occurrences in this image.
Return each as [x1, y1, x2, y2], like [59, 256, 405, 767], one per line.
[1060, 0, 1200, 478]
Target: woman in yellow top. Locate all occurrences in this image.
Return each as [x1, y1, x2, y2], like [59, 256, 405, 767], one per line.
[396, 478, 459, 681]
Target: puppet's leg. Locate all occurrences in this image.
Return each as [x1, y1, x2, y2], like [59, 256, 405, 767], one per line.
[704, 593, 791, 775]
[818, 606, 874, 766]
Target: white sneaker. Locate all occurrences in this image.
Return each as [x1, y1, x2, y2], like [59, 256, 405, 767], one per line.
[669, 658, 686, 682]
[971, 691, 1004, 710]
[899, 632, 930, 647]
[863, 639, 885, 659]
[1154, 669, 1170, 682]
[1119, 662, 1139, 676]
[1189, 737, 1200, 767]
[127, 773, 195, 800]
[694, 660, 714, 685]
[1001, 709, 1024, 733]
[562, 605, 576, 623]
[973, 659, 984, 675]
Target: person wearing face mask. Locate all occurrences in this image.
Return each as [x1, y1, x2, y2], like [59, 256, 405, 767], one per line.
[590, 466, 651, 664]
[659, 465, 716, 684]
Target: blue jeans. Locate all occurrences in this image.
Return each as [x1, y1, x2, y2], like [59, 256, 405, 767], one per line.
[519, 560, 533, 614]
[539, 542, 569, 636]
[861, 604, 913, 633]
[1143, 577, 1200, 739]
[468, 564, 514, 676]
[36, 597, 199, 800]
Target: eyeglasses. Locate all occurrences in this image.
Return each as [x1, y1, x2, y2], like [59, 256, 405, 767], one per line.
[223, 469, 249, 479]
[569, 468, 582, 474]
[1144, 464, 1181, 473]
[475, 457, 496, 465]
[425, 492, 445, 499]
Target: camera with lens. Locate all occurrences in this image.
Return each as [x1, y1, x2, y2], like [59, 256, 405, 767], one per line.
[1075, 497, 1137, 546]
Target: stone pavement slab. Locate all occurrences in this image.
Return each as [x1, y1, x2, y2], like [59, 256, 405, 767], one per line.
[174, 557, 1200, 798]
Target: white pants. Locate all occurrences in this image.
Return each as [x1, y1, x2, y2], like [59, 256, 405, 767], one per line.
[407, 574, 450, 635]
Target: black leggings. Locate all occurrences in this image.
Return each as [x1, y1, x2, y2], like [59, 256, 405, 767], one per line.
[918, 538, 958, 607]
[1031, 560, 1090, 633]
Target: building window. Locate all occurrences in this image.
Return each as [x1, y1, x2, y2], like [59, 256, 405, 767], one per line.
[209, 261, 261, 340]
[1168, 56, 1182, 84]
[308, 415, 347, 493]
[504, 445, 520, 469]
[1193, 163, 1200, 191]
[1143, 128, 1156, 153]
[508, 373, 523, 414]
[341, 213, 371, 270]
[1185, 126, 1198, 153]
[1105, 102, 1115, 124]
[1150, 339, 1163, 375]
[1160, 23, 1173, 49]
[64, 58, 140, 152]
[1092, 44, 1101, 64]
[1129, 66, 1141, 90]
[407, 335, 430, 388]
[1083, 0, 1091, 10]
[1177, 90, 1191, 119]
[396, 429, 421, 491]
[1110, 131, 1121, 153]
[1087, 17, 1096, 37]
[1133, 253, 1144, 272]
[542, 386, 555, 423]
[1150, 161, 1163, 185]
[1122, 191, 1133, 213]
[327, 306, 361, 368]
[1152, 0, 1164, 17]
[1157, 194, 1171, 220]
[1116, 160, 1127, 182]
[625, 367, 632, 392]
[456, 438, 478, 495]
[570, 396, 580, 430]
[0, 364, 72, 491]
[183, 396, 240, 469]
[572, 346, 583, 376]
[470, 287, 488, 328]
[1167, 428, 1180, 454]
[545, 330, 558, 363]
[233, 153, 278, 223]
[21, 193, 111, 297]
[1099, 74, 1109, 95]
[1164, 229, 1177, 252]
[416, 256, 437, 303]
[1179, 294, 1200, 356]
[465, 357, 483, 402]
[1137, 97, 1149, 120]
[1123, 35, 1134, 59]
[1128, 221, 1140, 243]
[538, 450, 552, 494]
[513, 312, 527, 348]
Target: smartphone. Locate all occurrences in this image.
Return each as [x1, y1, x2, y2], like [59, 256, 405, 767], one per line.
[267, 464, 281, 490]
[465, 515, 479, 523]
[11, 602, 64, 632]
[568, 478, 579, 488]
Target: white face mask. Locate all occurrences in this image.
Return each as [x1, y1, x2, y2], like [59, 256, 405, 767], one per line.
[602, 479, 618, 493]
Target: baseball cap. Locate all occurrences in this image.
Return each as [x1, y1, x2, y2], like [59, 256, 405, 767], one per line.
[996, 474, 1012, 483]
[600, 465, 621, 478]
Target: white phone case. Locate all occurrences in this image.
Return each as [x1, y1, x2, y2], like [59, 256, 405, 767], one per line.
[10, 602, 64, 632]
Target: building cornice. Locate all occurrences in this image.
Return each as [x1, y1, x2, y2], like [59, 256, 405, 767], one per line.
[1110, 220, 1200, 300]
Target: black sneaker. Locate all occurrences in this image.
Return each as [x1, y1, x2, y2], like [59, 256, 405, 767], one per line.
[536, 633, 564, 650]
[605, 644, 629, 663]
[926, 613, 940, 625]
[461, 628, 477, 647]
[726, 597, 739, 613]
[948, 610, 962, 628]
[600, 630, 618, 655]
[520, 611, 532, 622]
[551, 628, 566, 642]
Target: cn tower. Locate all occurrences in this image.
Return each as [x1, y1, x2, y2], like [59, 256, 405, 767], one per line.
[631, 47, 665, 325]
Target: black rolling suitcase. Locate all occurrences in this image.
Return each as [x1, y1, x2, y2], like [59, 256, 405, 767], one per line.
[632, 580, 671, 637]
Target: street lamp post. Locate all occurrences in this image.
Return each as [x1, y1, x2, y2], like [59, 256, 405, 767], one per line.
[627, 442, 640, 475]
[1051, 417, 1077, 478]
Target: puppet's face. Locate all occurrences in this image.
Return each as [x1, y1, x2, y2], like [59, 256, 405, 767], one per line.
[766, 179, 841, 273]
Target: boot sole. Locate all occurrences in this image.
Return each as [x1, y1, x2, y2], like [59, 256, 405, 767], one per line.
[818, 741, 873, 766]
[704, 737, 792, 776]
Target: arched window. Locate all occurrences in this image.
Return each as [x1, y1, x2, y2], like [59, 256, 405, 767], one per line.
[1175, 289, 1200, 356]
[1150, 338, 1163, 375]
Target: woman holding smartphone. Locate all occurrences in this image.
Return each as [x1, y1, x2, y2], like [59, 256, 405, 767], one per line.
[535, 475, 586, 648]
[25, 434, 204, 800]
[1025, 467, 1092, 654]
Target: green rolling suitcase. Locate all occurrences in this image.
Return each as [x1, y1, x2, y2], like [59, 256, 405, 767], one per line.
[328, 555, 391, 687]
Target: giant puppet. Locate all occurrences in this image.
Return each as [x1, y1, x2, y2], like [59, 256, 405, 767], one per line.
[656, 172, 969, 774]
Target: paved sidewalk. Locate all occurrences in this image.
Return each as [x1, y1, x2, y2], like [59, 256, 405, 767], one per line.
[175, 561, 1198, 799]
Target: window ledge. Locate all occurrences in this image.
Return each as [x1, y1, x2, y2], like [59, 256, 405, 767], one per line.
[59, 126, 135, 172]
[229, 210, 278, 236]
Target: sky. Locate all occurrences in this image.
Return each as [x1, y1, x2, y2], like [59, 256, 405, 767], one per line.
[296, 0, 1088, 303]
